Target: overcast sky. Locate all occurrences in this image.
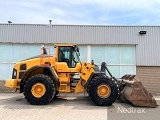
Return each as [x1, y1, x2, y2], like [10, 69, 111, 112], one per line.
[1, 0, 160, 25]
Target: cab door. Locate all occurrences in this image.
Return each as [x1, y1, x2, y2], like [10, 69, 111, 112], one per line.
[55, 46, 81, 73]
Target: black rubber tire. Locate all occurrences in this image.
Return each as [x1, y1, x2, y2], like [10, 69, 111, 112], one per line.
[55, 91, 59, 96]
[24, 74, 55, 105]
[52, 91, 59, 100]
[88, 76, 118, 106]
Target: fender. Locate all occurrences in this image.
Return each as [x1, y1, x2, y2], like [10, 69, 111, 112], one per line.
[20, 65, 59, 93]
[84, 71, 106, 88]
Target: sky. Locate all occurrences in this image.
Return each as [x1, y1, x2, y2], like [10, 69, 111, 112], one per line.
[1, 0, 160, 25]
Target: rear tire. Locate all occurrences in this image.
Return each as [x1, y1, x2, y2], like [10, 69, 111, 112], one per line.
[24, 74, 55, 105]
[88, 76, 118, 106]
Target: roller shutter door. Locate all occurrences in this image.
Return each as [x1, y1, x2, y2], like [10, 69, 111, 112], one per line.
[91, 45, 136, 78]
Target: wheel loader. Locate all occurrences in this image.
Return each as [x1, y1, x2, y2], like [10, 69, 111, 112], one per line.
[5, 44, 157, 107]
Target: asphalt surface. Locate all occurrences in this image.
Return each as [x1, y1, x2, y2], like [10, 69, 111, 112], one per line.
[0, 93, 160, 120]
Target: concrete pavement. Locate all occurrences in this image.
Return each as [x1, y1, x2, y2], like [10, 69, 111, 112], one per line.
[0, 93, 159, 120]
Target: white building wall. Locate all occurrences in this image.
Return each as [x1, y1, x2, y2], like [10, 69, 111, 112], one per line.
[0, 24, 160, 66]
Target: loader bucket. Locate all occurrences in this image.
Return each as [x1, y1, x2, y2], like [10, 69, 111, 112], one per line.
[118, 75, 157, 108]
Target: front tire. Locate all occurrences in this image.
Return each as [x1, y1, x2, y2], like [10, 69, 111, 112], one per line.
[88, 76, 118, 106]
[24, 74, 55, 105]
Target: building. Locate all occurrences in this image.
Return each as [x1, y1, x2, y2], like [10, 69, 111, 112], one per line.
[0, 24, 160, 94]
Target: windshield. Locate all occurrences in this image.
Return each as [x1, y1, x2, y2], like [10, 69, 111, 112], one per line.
[73, 46, 81, 63]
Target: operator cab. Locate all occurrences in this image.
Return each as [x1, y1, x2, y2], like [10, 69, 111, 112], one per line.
[55, 44, 81, 68]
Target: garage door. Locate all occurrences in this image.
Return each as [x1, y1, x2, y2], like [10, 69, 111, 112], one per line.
[91, 45, 136, 78]
[0, 44, 135, 79]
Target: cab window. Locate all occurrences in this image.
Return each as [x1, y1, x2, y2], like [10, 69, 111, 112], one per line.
[58, 46, 71, 67]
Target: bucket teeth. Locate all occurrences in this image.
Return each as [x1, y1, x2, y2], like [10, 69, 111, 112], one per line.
[119, 74, 157, 107]
[121, 74, 136, 81]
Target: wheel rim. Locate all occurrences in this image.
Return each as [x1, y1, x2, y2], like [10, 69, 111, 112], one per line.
[97, 84, 111, 98]
[31, 83, 46, 98]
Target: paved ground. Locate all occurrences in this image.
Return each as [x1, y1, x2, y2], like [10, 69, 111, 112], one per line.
[0, 93, 160, 120]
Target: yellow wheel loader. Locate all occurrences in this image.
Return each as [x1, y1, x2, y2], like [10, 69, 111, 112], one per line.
[5, 44, 157, 107]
